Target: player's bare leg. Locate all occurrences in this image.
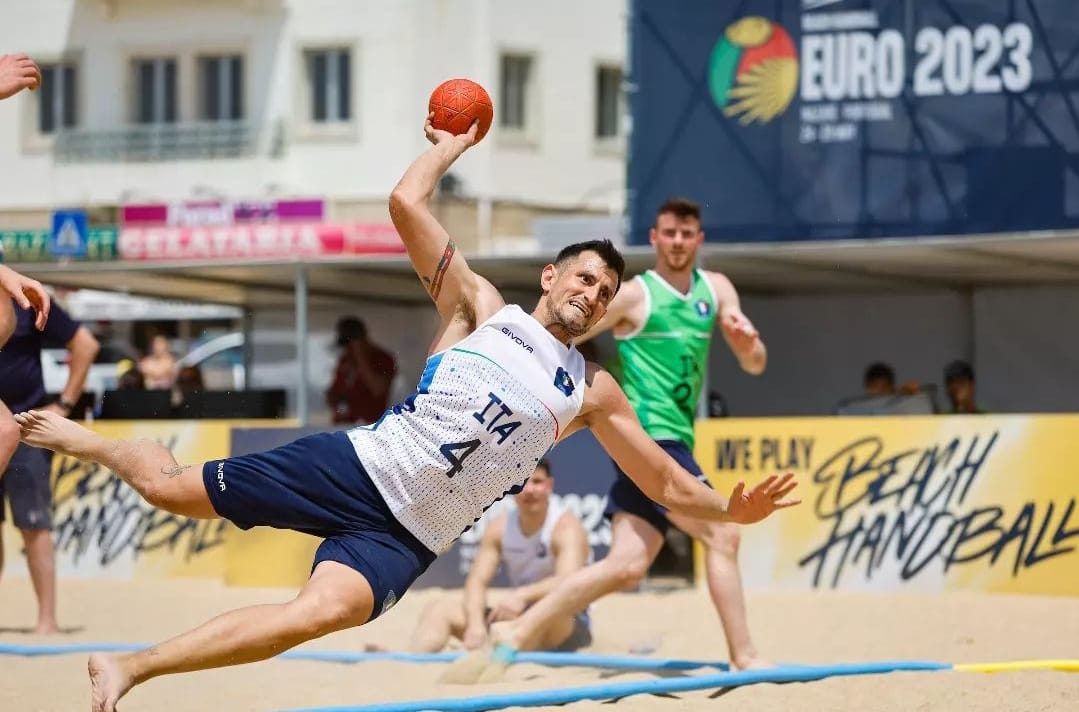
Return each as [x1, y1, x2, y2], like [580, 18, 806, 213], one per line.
[14, 410, 214, 519]
[88, 561, 373, 712]
[666, 512, 769, 670]
[410, 598, 468, 652]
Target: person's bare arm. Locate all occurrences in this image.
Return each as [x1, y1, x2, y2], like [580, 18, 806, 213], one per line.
[572, 278, 645, 345]
[49, 327, 99, 415]
[708, 271, 766, 375]
[388, 118, 503, 350]
[462, 515, 504, 641]
[576, 364, 798, 523]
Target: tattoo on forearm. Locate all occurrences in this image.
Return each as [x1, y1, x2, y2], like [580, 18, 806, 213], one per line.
[161, 464, 193, 479]
[423, 240, 456, 299]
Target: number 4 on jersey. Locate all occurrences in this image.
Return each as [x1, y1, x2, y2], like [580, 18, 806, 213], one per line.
[440, 439, 481, 478]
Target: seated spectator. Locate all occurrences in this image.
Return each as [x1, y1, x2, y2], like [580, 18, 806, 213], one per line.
[407, 459, 592, 653]
[863, 361, 920, 396]
[863, 361, 897, 396]
[139, 333, 178, 390]
[943, 360, 985, 413]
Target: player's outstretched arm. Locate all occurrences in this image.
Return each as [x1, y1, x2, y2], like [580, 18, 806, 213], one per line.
[389, 117, 502, 326]
[576, 364, 799, 524]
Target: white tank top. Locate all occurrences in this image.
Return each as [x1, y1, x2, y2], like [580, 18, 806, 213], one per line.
[501, 504, 563, 587]
[347, 305, 587, 554]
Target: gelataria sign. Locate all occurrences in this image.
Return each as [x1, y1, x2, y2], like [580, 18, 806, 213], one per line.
[118, 223, 405, 260]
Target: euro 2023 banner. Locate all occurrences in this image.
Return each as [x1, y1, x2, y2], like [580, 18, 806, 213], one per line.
[629, 0, 1079, 243]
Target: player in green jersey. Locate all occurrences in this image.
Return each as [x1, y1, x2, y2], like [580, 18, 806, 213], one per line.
[445, 198, 770, 683]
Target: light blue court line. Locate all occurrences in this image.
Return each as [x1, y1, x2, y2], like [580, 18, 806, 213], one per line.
[271, 661, 953, 712]
[0, 642, 725, 671]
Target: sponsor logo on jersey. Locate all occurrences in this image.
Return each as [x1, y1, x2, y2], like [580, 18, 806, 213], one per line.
[501, 326, 535, 353]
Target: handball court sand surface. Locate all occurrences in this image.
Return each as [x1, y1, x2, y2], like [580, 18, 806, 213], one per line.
[2, 579, 1078, 711]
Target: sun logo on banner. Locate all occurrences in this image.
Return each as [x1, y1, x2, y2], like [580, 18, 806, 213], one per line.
[708, 16, 799, 125]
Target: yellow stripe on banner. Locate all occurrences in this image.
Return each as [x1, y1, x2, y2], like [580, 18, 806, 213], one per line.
[955, 660, 1079, 673]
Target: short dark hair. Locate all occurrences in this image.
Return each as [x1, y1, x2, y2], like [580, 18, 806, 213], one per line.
[656, 197, 701, 223]
[553, 239, 625, 292]
[535, 457, 553, 476]
[864, 361, 895, 386]
[335, 316, 367, 346]
[944, 360, 975, 383]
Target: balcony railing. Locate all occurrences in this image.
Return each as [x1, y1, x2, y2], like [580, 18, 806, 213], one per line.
[53, 120, 285, 163]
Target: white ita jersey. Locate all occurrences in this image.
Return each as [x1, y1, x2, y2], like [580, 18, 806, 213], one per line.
[501, 503, 594, 587]
[347, 305, 587, 554]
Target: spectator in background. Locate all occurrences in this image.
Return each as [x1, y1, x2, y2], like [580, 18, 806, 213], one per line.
[0, 297, 98, 633]
[326, 316, 397, 425]
[863, 361, 920, 397]
[863, 361, 896, 396]
[139, 333, 178, 390]
[944, 360, 984, 414]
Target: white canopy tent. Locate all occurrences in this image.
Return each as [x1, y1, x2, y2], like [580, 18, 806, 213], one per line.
[17, 229, 1079, 422]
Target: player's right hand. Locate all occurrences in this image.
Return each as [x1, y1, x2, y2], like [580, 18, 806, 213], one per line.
[424, 112, 479, 150]
[725, 473, 800, 525]
[0, 53, 41, 101]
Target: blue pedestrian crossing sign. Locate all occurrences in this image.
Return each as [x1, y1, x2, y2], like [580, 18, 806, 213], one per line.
[50, 210, 88, 258]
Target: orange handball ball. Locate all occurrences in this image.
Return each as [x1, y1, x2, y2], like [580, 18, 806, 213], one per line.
[428, 78, 494, 144]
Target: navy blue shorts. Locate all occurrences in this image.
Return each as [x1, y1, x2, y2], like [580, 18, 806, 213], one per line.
[202, 431, 436, 622]
[0, 443, 53, 530]
[604, 439, 712, 536]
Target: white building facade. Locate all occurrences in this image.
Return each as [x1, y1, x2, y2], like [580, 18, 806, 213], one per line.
[0, 0, 627, 249]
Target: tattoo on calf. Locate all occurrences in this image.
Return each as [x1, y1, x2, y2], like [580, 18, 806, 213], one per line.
[424, 240, 456, 299]
[161, 464, 193, 479]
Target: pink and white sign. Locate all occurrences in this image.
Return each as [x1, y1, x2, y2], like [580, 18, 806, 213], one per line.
[121, 199, 325, 227]
[118, 223, 405, 261]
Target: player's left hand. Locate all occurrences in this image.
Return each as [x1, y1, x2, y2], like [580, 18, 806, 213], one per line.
[721, 311, 759, 352]
[726, 473, 800, 525]
[487, 592, 528, 623]
[0, 265, 50, 330]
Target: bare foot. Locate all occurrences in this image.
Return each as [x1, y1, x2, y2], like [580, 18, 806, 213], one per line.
[437, 648, 490, 684]
[13, 410, 99, 458]
[732, 654, 773, 671]
[33, 621, 61, 635]
[88, 653, 133, 712]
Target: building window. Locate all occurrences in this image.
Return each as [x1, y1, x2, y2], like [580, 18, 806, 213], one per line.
[304, 48, 351, 122]
[133, 58, 178, 123]
[499, 54, 533, 131]
[199, 55, 244, 121]
[38, 62, 78, 134]
[595, 65, 622, 139]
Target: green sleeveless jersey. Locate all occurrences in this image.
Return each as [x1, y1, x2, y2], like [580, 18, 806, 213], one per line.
[615, 269, 718, 448]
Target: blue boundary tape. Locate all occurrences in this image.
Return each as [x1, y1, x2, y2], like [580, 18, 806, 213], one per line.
[271, 661, 952, 712]
[0, 642, 726, 671]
